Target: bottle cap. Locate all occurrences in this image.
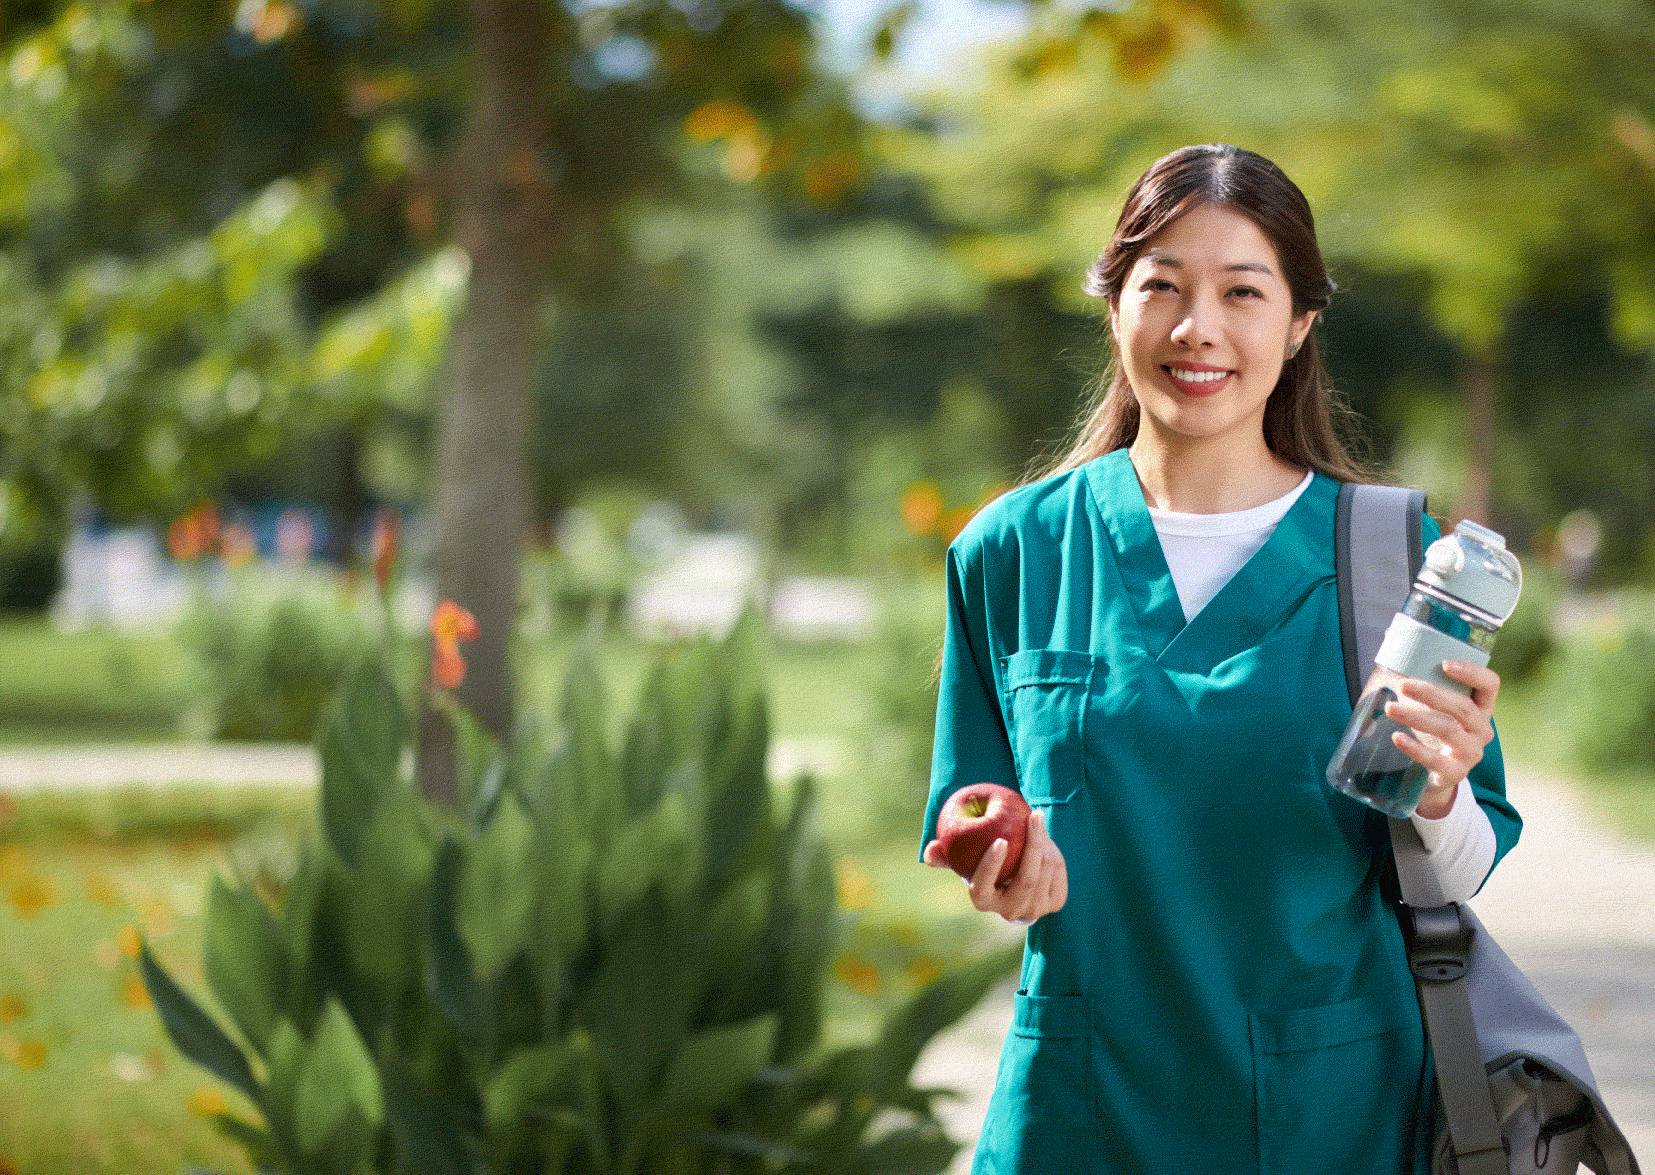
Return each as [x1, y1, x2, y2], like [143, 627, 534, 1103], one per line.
[1417, 521, 1522, 622]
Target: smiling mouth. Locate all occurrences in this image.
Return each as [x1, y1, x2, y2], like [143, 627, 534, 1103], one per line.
[1163, 365, 1233, 393]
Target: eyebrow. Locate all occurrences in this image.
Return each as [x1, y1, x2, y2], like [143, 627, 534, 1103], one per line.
[1143, 254, 1277, 276]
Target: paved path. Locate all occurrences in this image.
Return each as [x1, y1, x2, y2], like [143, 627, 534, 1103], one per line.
[913, 765, 1655, 1171]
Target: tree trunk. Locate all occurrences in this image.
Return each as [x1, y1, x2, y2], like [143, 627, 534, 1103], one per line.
[1461, 355, 1497, 526]
[417, 0, 552, 808]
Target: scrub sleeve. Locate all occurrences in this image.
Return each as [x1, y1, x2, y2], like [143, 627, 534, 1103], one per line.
[920, 450, 1521, 1175]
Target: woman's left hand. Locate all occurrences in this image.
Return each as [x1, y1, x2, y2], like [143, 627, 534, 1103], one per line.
[1385, 659, 1501, 820]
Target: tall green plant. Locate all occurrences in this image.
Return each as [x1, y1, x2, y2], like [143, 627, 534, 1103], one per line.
[143, 617, 1016, 1173]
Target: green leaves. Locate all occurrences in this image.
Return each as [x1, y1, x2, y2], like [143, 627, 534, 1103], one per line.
[457, 794, 537, 982]
[144, 634, 1010, 1175]
[294, 1000, 386, 1165]
[139, 944, 262, 1106]
[204, 876, 290, 1055]
[318, 659, 408, 869]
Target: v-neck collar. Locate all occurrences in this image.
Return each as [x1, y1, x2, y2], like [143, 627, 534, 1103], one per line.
[1083, 448, 1339, 669]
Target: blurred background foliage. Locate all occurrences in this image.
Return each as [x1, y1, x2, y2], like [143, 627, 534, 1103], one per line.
[2, 0, 1655, 1167]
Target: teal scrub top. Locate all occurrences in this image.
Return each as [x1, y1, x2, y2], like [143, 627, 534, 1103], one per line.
[920, 449, 1521, 1175]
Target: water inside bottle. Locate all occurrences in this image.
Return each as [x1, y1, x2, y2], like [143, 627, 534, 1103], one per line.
[1327, 685, 1430, 817]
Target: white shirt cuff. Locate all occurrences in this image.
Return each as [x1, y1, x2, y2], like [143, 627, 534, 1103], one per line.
[1409, 779, 1497, 902]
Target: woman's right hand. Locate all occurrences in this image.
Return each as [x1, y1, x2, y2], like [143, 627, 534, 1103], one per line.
[923, 809, 1068, 925]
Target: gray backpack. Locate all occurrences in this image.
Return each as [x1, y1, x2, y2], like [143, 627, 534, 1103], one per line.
[1336, 482, 1641, 1175]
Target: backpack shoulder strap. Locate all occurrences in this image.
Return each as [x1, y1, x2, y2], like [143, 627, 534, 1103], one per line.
[1338, 483, 1511, 1175]
[1335, 482, 1426, 707]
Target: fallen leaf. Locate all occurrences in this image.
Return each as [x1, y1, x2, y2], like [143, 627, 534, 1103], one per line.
[84, 871, 124, 908]
[188, 1087, 228, 1118]
[110, 1053, 152, 1082]
[138, 896, 174, 937]
[7, 878, 52, 918]
[119, 975, 152, 1009]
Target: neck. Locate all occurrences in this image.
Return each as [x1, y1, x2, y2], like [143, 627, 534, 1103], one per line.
[1128, 430, 1305, 514]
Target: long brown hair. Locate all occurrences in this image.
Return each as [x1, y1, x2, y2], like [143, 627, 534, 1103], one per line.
[1036, 144, 1380, 484]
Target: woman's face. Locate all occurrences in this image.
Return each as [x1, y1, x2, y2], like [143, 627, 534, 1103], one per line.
[1110, 202, 1316, 453]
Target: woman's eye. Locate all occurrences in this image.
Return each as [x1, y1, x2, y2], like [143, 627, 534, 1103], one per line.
[1144, 278, 1176, 292]
[1230, 285, 1263, 299]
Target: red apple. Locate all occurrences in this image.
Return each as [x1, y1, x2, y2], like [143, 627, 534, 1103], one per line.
[935, 783, 1031, 885]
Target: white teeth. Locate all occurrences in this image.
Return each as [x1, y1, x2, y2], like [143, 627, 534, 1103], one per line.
[1167, 367, 1228, 383]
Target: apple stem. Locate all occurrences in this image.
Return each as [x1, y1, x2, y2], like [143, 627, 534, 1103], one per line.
[964, 798, 987, 818]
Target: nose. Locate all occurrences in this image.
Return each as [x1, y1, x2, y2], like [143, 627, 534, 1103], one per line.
[1169, 292, 1220, 347]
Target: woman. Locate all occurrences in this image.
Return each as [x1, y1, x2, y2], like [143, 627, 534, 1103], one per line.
[919, 144, 1521, 1174]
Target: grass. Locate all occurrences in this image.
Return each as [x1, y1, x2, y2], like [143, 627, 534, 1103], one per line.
[0, 618, 194, 744]
[0, 831, 265, 1174]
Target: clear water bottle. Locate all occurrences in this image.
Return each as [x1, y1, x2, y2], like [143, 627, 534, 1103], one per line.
[1326, 519, 1523, 818]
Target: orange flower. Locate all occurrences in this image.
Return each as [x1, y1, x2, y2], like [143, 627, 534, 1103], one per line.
[84, 871, 123, 909]
[371, 511, 400, 594]
[834, 860, 874, 911]
[899, 480, 944, 536]
[683, 98, 756, 143]
[166, 503, 220, 563]
[904, 956, 943, 988]
[430, 600, 480, 690]
[940, 505, 979, 544]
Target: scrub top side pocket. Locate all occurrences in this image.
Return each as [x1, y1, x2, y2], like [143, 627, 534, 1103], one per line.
[1249, 985, 1425, 1175]
[999, 649, 1101, 806]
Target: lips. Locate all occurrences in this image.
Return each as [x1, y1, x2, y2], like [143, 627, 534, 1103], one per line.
[1163, 364, 1233, 397]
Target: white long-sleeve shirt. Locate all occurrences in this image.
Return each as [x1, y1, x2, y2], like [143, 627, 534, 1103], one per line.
[1147, 473, 1496, 901]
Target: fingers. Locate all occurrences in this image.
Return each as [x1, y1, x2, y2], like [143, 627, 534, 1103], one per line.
[1444, 659, 1501, 709]
[1384, 661, 1502, 798]
[965, 837, 1011, 906]
[930, 811, 1067, 924]
[982, 810, 1068, 924]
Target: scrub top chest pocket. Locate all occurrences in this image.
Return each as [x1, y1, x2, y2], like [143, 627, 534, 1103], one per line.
[999, 649, 1103, 806]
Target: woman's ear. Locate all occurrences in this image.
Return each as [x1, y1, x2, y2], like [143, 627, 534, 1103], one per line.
[1288, 309, 1318, 357]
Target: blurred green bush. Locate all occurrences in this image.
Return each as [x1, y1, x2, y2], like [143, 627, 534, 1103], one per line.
[142, 617, 1016, 1174]
[1487, 557, 1558, 685]
[183, 569, 384, 742]
[1562, 624, 1655, 774]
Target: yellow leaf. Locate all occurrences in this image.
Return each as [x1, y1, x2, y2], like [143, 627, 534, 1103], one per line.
[834, 953, 882, 996]
[119, 975, 152, 1009]
[834, 860, 875, 911]
[188, 1087, 228, 1118]
[84, 871, 123, 908]
[7, 879, 52, 918]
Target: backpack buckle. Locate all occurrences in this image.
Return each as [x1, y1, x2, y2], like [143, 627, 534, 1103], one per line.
[1406, 904, 1472, 983]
